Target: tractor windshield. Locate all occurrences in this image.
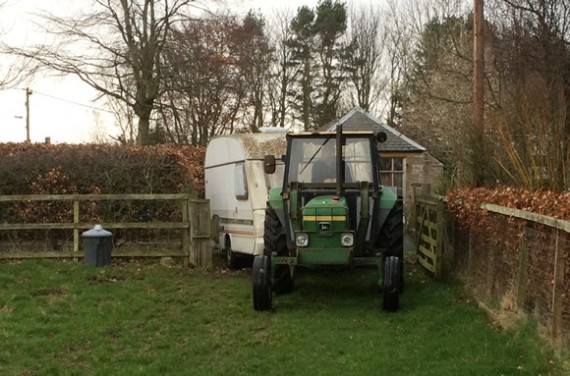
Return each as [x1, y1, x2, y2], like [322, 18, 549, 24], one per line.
[287, 137, 375, 184]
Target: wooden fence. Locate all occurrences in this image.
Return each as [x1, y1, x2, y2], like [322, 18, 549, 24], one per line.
[0, 194, 211, 267]
[478, 204, 569, 350]
[413, 194, 569, 350]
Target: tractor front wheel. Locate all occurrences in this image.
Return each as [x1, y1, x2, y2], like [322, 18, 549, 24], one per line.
[382, 256, 401, 312]
[252, 255, 272, 311]
[379, 201, 404, 290]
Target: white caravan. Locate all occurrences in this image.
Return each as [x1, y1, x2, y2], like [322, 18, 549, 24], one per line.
[205, 130, 287, 268]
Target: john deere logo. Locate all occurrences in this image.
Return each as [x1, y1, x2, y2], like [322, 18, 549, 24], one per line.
[319, 222, 330, 232]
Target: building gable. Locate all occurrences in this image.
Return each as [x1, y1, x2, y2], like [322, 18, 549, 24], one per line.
[323, 107, 426, 153]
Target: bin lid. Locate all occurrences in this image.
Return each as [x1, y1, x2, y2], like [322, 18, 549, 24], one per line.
[82, 224, 112, 238]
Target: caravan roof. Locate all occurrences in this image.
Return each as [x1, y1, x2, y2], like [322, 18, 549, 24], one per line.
[205, 132, 287, 168]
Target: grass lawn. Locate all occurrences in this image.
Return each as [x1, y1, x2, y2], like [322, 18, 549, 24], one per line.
[0, 258, 564, 376]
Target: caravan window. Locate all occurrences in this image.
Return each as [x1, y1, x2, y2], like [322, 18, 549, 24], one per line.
[234, 162, 248, 200]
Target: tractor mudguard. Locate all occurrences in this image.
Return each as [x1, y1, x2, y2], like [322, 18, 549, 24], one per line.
[377, 186, 399, 229]
[267, 187, 286, 228]
[379, 185, 398, 210]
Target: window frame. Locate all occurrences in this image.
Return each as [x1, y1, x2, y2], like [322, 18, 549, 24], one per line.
[378, 155, 405, 196]
[234, 162, 249, 200]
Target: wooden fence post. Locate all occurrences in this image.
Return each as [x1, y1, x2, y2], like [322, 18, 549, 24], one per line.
[188, 199, 212, 268]
[198, 200, 212, 269]
[188, 200, 198, 267]
[468, 228, 472, 274]
[181, 198, 190, 268]
[516, 227, 529, 308]
[485, 238, 495, 303]
[73, 200, 80, 261]
[435, 198, 444, 279]
[552, 229, 563, 348]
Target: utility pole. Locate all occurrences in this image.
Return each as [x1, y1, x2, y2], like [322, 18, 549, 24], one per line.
[473, 0, 484, 132]
[473, 0, 485, 186]
[25, 88, 32, 143]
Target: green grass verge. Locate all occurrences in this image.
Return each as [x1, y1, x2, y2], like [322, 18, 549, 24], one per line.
[0, 259, 564, 376]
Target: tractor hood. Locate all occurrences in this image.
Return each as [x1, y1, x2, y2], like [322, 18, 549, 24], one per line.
[302, 195, 349, 233]
[304, 195, 347, 209]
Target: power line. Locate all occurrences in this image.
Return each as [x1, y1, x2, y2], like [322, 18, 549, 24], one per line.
[19, 88, 115, 114]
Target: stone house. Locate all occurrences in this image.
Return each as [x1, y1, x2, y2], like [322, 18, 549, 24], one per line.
[323, 107, 443, 208]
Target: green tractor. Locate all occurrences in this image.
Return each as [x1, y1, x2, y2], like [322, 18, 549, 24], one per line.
[252, 127, 404, 312]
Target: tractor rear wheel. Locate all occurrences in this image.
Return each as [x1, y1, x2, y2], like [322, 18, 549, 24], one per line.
[379, 201, 404, 289]
[264, 206, 294, 294]
[382, 256, 401, 312]
[252, 255, 272, 311]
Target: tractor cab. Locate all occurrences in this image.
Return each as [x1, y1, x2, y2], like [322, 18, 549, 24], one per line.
[282, 132, 382, 254]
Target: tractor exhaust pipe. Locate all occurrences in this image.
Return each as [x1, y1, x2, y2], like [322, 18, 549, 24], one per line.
[336, 124, 344, 197]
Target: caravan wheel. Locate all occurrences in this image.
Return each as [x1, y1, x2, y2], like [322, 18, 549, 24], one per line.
[224, 237, 239, 270]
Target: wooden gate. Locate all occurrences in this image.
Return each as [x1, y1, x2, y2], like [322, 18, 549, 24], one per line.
[415, 195, 446, 279]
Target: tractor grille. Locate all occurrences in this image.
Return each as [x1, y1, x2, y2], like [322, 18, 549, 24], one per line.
[302, 205, 348, 233]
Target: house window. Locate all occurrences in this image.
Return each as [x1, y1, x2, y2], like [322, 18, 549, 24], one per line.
[379, 157, 404, 196]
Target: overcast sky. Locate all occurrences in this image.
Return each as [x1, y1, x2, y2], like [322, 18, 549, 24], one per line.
[0, 0, 373, 144]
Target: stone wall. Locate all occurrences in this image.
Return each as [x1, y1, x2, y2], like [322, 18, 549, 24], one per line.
[405, 152, 444, 205]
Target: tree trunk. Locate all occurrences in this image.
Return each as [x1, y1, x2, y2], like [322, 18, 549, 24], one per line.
[136, 107, 152, 145]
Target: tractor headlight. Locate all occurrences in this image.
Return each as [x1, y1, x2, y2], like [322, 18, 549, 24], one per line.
[295, 232, 309, 247]
[340, 233, 354, 247]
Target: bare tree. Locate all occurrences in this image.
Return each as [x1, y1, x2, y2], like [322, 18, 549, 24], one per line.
[394, 0, 478, 186]
[0, 2, 35, 89]
[7, 0, 193, 145]
[107, 94, 138, 145]
[265, 9, 297, 128]
[383, 0, 417, 127]
[160, 14, 249, 145]
[484, 0, 570, 190]
[0, 54, 32, 89]
[396, 0, 570, 189]
[229, 10, 272, 132]
[343, 3, 386, 113]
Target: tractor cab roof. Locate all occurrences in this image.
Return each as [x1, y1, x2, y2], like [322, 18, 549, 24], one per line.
[289, 130, 376, 138]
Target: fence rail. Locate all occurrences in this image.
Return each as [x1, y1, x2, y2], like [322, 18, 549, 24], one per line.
[0, 194, 211, 267]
